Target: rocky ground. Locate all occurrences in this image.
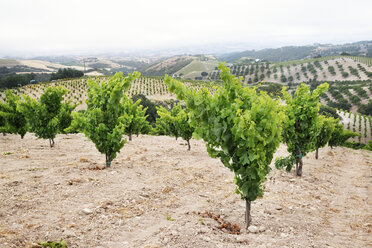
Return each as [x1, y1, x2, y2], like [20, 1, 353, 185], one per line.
[0, 134, 371, 248]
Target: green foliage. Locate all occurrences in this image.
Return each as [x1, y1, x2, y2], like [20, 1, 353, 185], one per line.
[132, 94, 162, 124]
[275, 155, 296, 172]
[18, 86, 75, 147]
[155, 103, 194, 149]
[328, 123, 359, 148]
[256, 83, 282, 97]
[358, 100, 372, 116]
[0, 73, 36, 89]
[122, 98, 150, 140]
[364, 140, 372, 151]
[40, 239, 67, 248]
[280, 83, 329, 174]
[318, 105, 340, 119]
[315, 116, 336, 150]
[165, 63, 283, 203]
[174, 107, 195, 150]
[155, 103, 182, 138]
[280, 74, 287, 83]
[51, 68, 84, 80]
[0, 90, 28, 138]
[69, 72, 140, 166]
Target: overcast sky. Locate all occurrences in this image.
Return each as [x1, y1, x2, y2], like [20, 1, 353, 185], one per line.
[1, 0, 371, 56]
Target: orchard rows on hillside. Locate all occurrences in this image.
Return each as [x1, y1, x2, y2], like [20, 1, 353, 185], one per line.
[207, 56, 372, 84]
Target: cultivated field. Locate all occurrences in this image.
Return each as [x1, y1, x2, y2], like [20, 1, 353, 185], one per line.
[0, 134, 371, 248]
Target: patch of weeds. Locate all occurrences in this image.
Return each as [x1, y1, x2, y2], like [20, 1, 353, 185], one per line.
[39, 239, 67, 248]
[166, 215, 175, 221]
[2, 151, 13, 155]
[198, 218, 205, 225]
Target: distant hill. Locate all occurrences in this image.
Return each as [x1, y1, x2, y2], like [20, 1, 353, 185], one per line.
[220, 41, 372, 62]
[225, 56, 372, 84]
[142, 55, 196, 77]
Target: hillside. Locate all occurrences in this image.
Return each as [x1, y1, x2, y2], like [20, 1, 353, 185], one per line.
[213, 57, 372, 84]
[174, 55, 218, 80]
[0, 57, 146, 77]
[220, 40, 372, 62]
[143, 56, 196, 77]
[0, 58, 88, 74]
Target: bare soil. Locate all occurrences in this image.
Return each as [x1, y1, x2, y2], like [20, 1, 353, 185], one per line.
[0, 134, 371, 248]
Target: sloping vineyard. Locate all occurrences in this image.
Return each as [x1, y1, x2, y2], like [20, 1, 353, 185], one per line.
[0, 76, 220, 106]
[337, 110, 372, 144]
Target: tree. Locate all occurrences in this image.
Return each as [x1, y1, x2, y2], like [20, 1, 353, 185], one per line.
[174, 107, 194, 150]
[276, 83, 329, 176]
[0, 111, 5, 136]
[328, 123, 359, 148]
[51, 68, 84, 80]
[319, 105, 340, 119]
[69, 72, 140, 167]
[0, 90, 28, 138]
[314, 116, 336, 159]
[155, 103, 194, 150]
[122, 98, 150, 141]
[18, 86, 75, 147]
[155, 103, 182, 139]
[132, 94, 159, 124]
[165, 63, 283, 228]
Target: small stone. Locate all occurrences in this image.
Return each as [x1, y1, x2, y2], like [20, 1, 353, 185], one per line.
[248, 225, 259, 233]
[258, 226, 266, 232]
[236, 236, 246, 242]
[82, 208, 93, 215]
[171, 230, 178, 236]
[203, 236, 211, 242]
[275, 206, 283, 210]
[280, 233, 288, 238]
[63, 229, 76, 237]
[264, 209, 272, 215]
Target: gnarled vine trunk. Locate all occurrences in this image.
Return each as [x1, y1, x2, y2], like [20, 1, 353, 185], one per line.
[296, 158, 303, 176]
[315, 148, 319, 160]
[245, 200, 252, 229]
[105, 153, 111, 167]
[187, 139, 191, 151]
[49, 138, 54, 148]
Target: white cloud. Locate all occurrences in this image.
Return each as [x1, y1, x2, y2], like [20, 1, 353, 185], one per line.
[1, 0, 371, 55]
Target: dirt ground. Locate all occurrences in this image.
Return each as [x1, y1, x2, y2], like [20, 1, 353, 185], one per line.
[0, 134, 371, 248]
